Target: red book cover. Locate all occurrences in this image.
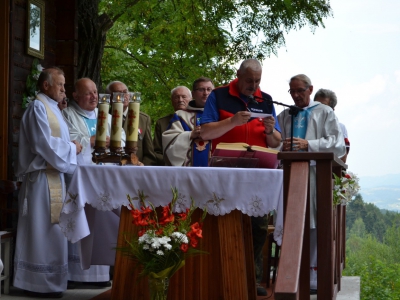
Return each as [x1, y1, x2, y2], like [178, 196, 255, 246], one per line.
[212, 143, 279, 169]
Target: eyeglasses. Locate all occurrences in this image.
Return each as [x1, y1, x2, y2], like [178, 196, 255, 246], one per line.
[288, 87, 308, 95]
[195, 88, 213, 93]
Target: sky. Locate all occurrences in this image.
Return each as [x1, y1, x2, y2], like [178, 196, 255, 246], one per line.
[258, 0, 400, 178]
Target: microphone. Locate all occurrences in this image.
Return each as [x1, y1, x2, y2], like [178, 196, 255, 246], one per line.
[248, 95, 259, 105]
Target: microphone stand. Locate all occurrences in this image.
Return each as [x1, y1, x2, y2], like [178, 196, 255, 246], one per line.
[250, 95, 303, 151]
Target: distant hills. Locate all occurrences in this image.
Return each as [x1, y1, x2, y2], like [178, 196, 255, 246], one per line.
[359, 173, 400, 212]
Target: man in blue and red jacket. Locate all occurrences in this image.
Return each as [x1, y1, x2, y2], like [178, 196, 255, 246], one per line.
[201, 58, 281, 296]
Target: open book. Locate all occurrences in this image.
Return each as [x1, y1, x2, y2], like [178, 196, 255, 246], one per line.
[212, 142, 279, 169]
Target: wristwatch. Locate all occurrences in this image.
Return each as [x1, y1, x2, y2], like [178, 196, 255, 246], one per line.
[266, 128, 275, 136]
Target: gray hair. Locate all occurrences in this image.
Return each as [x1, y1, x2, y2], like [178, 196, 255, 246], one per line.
[37, 67, 64, 90]
[105, 81, 127, 94]
[314, 88, 337, 109]
[171, 86, 191, 97]
[238, 59, 262, 74]
[290, 74, 312, 87]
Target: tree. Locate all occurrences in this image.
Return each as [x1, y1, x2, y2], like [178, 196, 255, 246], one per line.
[77, 0, 332, 120]
[349, 217, 366, 238]
[384, 224, 400, 263]
[347, 194, 366, 230]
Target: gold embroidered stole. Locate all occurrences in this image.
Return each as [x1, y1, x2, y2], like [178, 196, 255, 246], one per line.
[36, 95, 63, 224]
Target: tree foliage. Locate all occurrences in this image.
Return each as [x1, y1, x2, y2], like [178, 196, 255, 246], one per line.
[85, 0, 333, 122]
[344, 195, 400, 299]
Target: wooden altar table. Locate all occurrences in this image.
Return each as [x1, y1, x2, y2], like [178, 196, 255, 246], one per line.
[60, 165, 283, 299]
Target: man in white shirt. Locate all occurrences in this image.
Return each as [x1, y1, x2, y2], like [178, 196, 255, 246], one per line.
[14, 67, 82, 298]
[62, 78, 120, 288]
[314, 88, 350, 163]
[278, 74, 345, 294]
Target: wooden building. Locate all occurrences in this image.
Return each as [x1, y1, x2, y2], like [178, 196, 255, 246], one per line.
[0, 0, 77, 229]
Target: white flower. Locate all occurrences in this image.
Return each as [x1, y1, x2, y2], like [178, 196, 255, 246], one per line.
[163, 243, 172, 250]
[171, 232, 188, 244]
[333, 171, 360, 205]
[142, 244, 149, 250]
[151, 238, 161, 249]
[36, 64, 44, 72]
[139, 233, 150, 244]
[158, 236, 171, 244]
[156, 250, 164, 255]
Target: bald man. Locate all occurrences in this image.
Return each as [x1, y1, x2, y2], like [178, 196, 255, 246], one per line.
[62, 78, 123, 287]
[201, 59, 281, 297]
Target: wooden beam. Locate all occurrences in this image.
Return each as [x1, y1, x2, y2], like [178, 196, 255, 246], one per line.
[275, 161, 309, 300]
[0, 0, 9, 179]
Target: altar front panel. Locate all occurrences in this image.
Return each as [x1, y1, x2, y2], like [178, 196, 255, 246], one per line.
[60, 165, 283, 299]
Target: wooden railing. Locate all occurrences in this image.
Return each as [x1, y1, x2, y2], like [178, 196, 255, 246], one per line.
[275, 152, 347, 300]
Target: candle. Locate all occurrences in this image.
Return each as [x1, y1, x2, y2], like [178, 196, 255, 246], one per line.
[110, 92, 124, 148]
[95, 94, 110, 148]
[126, 101, 140, 142]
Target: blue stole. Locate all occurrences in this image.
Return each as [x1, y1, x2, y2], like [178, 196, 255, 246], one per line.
[293, 105, 317, 138]
[83, 118, 97, 136]
[171, 111, 210, 167]
[191, 111, 210, 167]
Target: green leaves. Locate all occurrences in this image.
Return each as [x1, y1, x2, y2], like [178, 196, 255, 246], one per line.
[345, 195, 400, 299]
[96, 0, 332, 124]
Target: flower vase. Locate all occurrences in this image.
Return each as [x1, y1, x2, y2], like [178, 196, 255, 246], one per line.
[148, 276, 169, 300]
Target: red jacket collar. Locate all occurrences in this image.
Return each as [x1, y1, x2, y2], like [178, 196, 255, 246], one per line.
[228, 78, 264, 101]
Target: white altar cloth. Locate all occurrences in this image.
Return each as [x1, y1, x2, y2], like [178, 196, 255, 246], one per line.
[60, 165, 283, 267]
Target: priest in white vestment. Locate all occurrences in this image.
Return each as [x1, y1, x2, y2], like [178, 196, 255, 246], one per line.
[14, 68, 82, 297]
[62, 78, 123, 287]
[313, 88, 350, 163]
[163, 77, 214, 166]
[278, 74, 346, 293]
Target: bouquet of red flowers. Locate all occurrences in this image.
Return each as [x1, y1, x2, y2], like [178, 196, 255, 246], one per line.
[122, 187, 207, 281]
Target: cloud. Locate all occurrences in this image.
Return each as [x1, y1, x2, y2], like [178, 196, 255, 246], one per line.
[335, 74, 387, 109]
[395, 70, 400, 83]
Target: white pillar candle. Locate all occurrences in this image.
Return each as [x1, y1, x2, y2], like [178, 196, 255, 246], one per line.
[126, 102, 140, 142]
[95, 94, 110, 148]
[110, 93, 124, 148]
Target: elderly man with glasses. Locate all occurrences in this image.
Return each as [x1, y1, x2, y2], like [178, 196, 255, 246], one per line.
[106, 81, 157, 166]
[277, 74, 345, 294]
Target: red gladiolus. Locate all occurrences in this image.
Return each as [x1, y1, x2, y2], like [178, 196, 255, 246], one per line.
[190, 237, 198, 248]
[345, 174, 351, 179]
[131, 209, 143, 226]
[155, 227, 164, 235]
[180, 243, 189, 253]
[176, 212, 188, 221]
[160, 205, 175, 225]
[189, 222, 203, 238]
